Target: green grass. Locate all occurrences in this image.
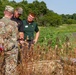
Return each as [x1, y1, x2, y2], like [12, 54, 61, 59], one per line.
[38, 24, 76, 48]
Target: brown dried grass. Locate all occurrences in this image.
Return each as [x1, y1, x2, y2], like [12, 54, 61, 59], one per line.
[0, 39, 76, 75]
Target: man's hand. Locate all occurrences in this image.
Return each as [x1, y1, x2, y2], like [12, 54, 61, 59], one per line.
[19, 40, 24, 44]
[18, 38, 24, 48]
[33, 39, 37, 44]
[19, 32, 24, 40]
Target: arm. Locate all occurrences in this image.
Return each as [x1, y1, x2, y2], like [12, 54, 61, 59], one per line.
[34, 31, 39, 44]
[18, 20, 25, 43]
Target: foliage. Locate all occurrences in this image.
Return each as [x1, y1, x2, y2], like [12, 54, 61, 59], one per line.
[38, 24, 76, 48]
[0, 0, 76, 25]
[61, 14, 76, 24]
[0, 0, 62, 26]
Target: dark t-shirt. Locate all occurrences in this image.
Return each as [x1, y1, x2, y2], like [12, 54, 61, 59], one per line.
[23, 20, 39, 40]
[11, 16, 24, 32]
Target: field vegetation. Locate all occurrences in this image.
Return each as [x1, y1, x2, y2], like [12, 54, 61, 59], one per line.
[38, 24, 76, 48]
[0, 0, 76, 75]
[0, 24, 76, 75]
[18, 24, 76, 75]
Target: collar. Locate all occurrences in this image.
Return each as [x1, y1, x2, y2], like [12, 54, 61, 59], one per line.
[26, 20, 34, 25]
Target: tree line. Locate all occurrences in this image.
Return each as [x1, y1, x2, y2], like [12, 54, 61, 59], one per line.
[0, 0, 76, 26]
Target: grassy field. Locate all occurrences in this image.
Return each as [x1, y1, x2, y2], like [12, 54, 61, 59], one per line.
[38, 24, 76, 48]
[0, 24, 76, 75]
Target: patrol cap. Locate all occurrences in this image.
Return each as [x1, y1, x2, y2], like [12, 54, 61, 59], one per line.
[15, 7, 23, 14]
[5, 5, 14, 13]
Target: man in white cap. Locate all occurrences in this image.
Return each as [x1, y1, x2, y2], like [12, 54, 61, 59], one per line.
[11, 7, 24, 41]
[0, 5, 18, 75]
[11, 7, 24, 64]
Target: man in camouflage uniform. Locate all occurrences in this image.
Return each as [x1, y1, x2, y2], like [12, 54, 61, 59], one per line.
[0, 5, 18, 75]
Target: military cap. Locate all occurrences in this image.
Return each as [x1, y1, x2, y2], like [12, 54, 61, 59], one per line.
[15, 7, 23, 14]
[5, 5, 14, 13]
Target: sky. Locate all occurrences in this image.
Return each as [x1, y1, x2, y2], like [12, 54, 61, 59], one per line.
[10, 0, 76, 15]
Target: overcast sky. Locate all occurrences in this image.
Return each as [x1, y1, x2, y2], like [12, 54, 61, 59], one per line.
[9, 0, 76, 15]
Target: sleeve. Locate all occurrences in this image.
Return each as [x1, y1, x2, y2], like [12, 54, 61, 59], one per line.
[4, 21, 18, 51]
[18, 21, 25, 32]
[0, 21, 5, 45]
[0, 20, 18, 51]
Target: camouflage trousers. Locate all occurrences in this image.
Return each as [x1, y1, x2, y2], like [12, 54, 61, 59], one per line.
[4, 47, 18, 75]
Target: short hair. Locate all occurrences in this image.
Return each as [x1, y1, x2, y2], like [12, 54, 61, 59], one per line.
[29, 13, 36, 17]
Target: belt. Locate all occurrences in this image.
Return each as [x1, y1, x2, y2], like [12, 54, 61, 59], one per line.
[27, 40, 32, 41]
[5, 45, 18, 52]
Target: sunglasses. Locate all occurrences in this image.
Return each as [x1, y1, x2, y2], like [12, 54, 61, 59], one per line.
[18, 13, 21, 16]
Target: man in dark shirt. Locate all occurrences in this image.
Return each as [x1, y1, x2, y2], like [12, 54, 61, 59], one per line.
[11, 7, 24, 40]
[11, 7, 24, 64]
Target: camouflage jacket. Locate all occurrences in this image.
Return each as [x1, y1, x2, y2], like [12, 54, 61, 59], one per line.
[0, 17, 18, 51]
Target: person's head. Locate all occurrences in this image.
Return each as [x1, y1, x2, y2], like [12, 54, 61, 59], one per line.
[14, 7, 23, 18]
[27, 13, 35, 23]
[4, 5, 14, 18]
